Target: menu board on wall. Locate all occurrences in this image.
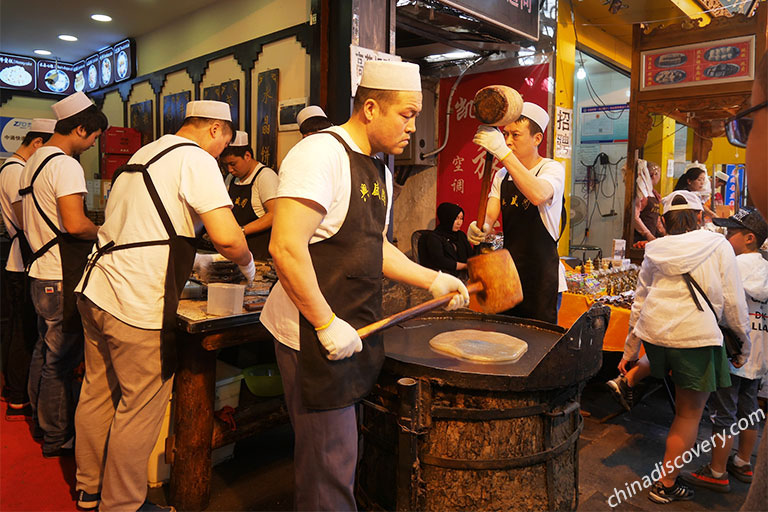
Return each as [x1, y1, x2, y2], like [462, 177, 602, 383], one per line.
[72, 60, 86, 92]
[0, 53, 36, 91]
[85, 54, 100, 92]
[163, 91, 191, 135]
[203, 80, 240, 129]
[641, 36, 754, 91]
[130, 100, 154, 146]
[99, 48, 115, 88]
[36, 60, 75, 95]
[113, 39, 134, 82]
[256, 69, 279, 169]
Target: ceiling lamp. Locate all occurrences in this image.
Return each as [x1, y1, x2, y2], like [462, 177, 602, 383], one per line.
[58, 34, 78, 42]
[576, 66, 586, 80]
[91, 14, 112, 22]
[34, 49, 52, 55]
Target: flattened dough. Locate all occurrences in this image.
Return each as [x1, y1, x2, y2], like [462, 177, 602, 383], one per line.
[429, 329, 528, 363]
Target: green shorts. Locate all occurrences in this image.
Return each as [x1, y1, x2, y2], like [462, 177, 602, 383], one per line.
[643, 341, 731, 392]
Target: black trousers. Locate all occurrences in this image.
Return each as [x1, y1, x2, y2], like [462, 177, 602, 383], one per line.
[1, 269, 37, 404]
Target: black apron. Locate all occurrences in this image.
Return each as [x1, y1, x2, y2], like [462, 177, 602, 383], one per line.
[500, 161, 559, 324]
[635, 194, 661, 241]
[79, 143, 199, 380]
[297, 131, 387, 410]
[228, 165, 271, 260]
[0, 160, 33, 266]
[19, 152, 94, 334]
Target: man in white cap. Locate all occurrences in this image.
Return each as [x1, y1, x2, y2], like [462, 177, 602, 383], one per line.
[19, 92, 107, 458]
[297, 105, 333, 137]
[71, 100, 253, 511]
[0, 118, 55, 420]
[468, 101, 565, 324]
[219, 130, 278, 260]
[262, 60, 469, 511]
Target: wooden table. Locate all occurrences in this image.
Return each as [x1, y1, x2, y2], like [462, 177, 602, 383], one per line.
[167, 300, 288, 511]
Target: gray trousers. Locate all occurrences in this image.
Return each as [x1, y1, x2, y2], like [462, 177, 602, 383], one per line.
[75, 296, 173, 512]
[274, 340, 358, 511]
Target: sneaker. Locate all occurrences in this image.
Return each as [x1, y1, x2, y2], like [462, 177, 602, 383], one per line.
[5, 403, 32, 421]
[727, 455, 753, 483]
[606, 375, 634, 411]
[681, 464, 730, 492]
[76, 490, 100, 510]
[138, 501, 176, 512]
[648, 478, 695, 504]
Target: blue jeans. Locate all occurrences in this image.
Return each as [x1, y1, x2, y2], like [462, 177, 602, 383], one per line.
[27, 279, 83, 452]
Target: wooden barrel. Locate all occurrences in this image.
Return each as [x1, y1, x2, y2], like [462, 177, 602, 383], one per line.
[356, 308, 609, 512]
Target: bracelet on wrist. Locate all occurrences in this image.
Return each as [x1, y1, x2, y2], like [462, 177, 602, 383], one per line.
[315, 313, 336, 331]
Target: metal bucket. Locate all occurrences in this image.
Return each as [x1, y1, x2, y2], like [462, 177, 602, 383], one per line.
[356, 306, 610, 512]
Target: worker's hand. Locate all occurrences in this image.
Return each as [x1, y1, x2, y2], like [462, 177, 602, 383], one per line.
[428, 271, 470, 310]
[316, 315, 363, 360]
[192, 253, 216, 281]
[473, 125, 511, 161]
[467, 221, 492, 245]
[238, 254, 256, 284]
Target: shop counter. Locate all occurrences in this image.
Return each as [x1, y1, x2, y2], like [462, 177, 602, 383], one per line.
[557, 292, 631, 353]
[168, 299, 287, 511]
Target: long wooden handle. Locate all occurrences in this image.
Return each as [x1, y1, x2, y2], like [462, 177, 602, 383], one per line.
[476, 152, 495, 227]
[357, 281, 483, 339]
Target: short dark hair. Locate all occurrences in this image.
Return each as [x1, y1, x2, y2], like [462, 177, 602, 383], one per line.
[674, 167, 705, 191]
[353, 86, 398, 113]
[663, 195, 700, 234]
[21, 131, 53, 147]
[54, 105, 108, 136]
[219, 145, 253, 159]
[180, 116, 236, 142]
[299, 116, 333, 135]
[518, 115, 543, 137]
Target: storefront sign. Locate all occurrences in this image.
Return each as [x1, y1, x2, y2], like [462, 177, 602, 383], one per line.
[436, 64, 550, 225]
[554, 106, 572, 159]
[350, 45, 401, 97]
[723, 163, 745, 206]
[579, 104, 629, 144]
[0, 116, 32, 157]
[641, 36, 754, 91]
[36, 60, 75, 95]
[256, 69, 279, 169]
[0, 54, 36, 91]
[439, 0, 540, 41]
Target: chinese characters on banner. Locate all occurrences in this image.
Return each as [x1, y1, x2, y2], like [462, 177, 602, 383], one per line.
[203, 79, 240, 130]
[436, 64, 550, 231]
[256, 69, 279, 169]
[130, 100, 154, 147]
[554, 106, 572, 159]
[162, 91, 191, 135]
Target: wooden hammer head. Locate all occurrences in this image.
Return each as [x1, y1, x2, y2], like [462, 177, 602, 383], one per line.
[467, 249, 523, 314]
[473, 85, 524, 127]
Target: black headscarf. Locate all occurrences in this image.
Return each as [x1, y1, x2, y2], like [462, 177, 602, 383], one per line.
[435, 202, 463, 236]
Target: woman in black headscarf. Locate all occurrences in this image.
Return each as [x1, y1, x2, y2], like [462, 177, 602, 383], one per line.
[418, 202, 473, 277]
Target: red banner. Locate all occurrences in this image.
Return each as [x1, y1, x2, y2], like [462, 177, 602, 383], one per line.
[436, 64, 550, 230]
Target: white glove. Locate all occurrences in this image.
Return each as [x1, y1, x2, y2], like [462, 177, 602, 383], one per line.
[467, 221, 492, 245]
[316, 315, 363, 360]
[238, 255, 256, 284]
[428, 271, 470, 310]
[193, 253, 214, 281]
[473, 125, 511, 161]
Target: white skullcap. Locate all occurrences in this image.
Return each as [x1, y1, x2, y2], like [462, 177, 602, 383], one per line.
[521, 102, 549, 132]
[51, 92, 94, 120]
[30, 118, 56, 133]
[359, 61, 421, 92]
[230, 131, 248, 147]
[662, 190, 703, 212]
[715, 170, 729, 181]
[297, 106, 327, 127]
[185, 100, 232, 122]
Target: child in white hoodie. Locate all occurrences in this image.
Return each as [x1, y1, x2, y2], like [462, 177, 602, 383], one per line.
[681, 207, 768, 493]
[619, 190, 750, 505]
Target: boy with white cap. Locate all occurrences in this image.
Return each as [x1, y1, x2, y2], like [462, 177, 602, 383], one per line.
[0, 118, 55, 420]
[19, 92, 107, 458]
[468, 101, 565, 324]
[72, 100, 253, 512]
[263, 60, 468, 510]
[219, 130, 278, 260]
[297, 105, 333, 136]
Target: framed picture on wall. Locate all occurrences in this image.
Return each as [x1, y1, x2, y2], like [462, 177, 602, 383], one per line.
[163, 91, 191, 135]
[278, 97, 308, 131]
[203, 79, 240, 130]
[130, 99, 153, 146]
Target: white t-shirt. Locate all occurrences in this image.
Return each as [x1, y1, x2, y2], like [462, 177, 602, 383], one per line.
[261, 126, 393, 350]
[76, 135, 233, 329]
[489, 158, 565, 242]
[225, 163, 278, 218]
[0, 156, 26, 272]
[20, 147, 89, 280]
